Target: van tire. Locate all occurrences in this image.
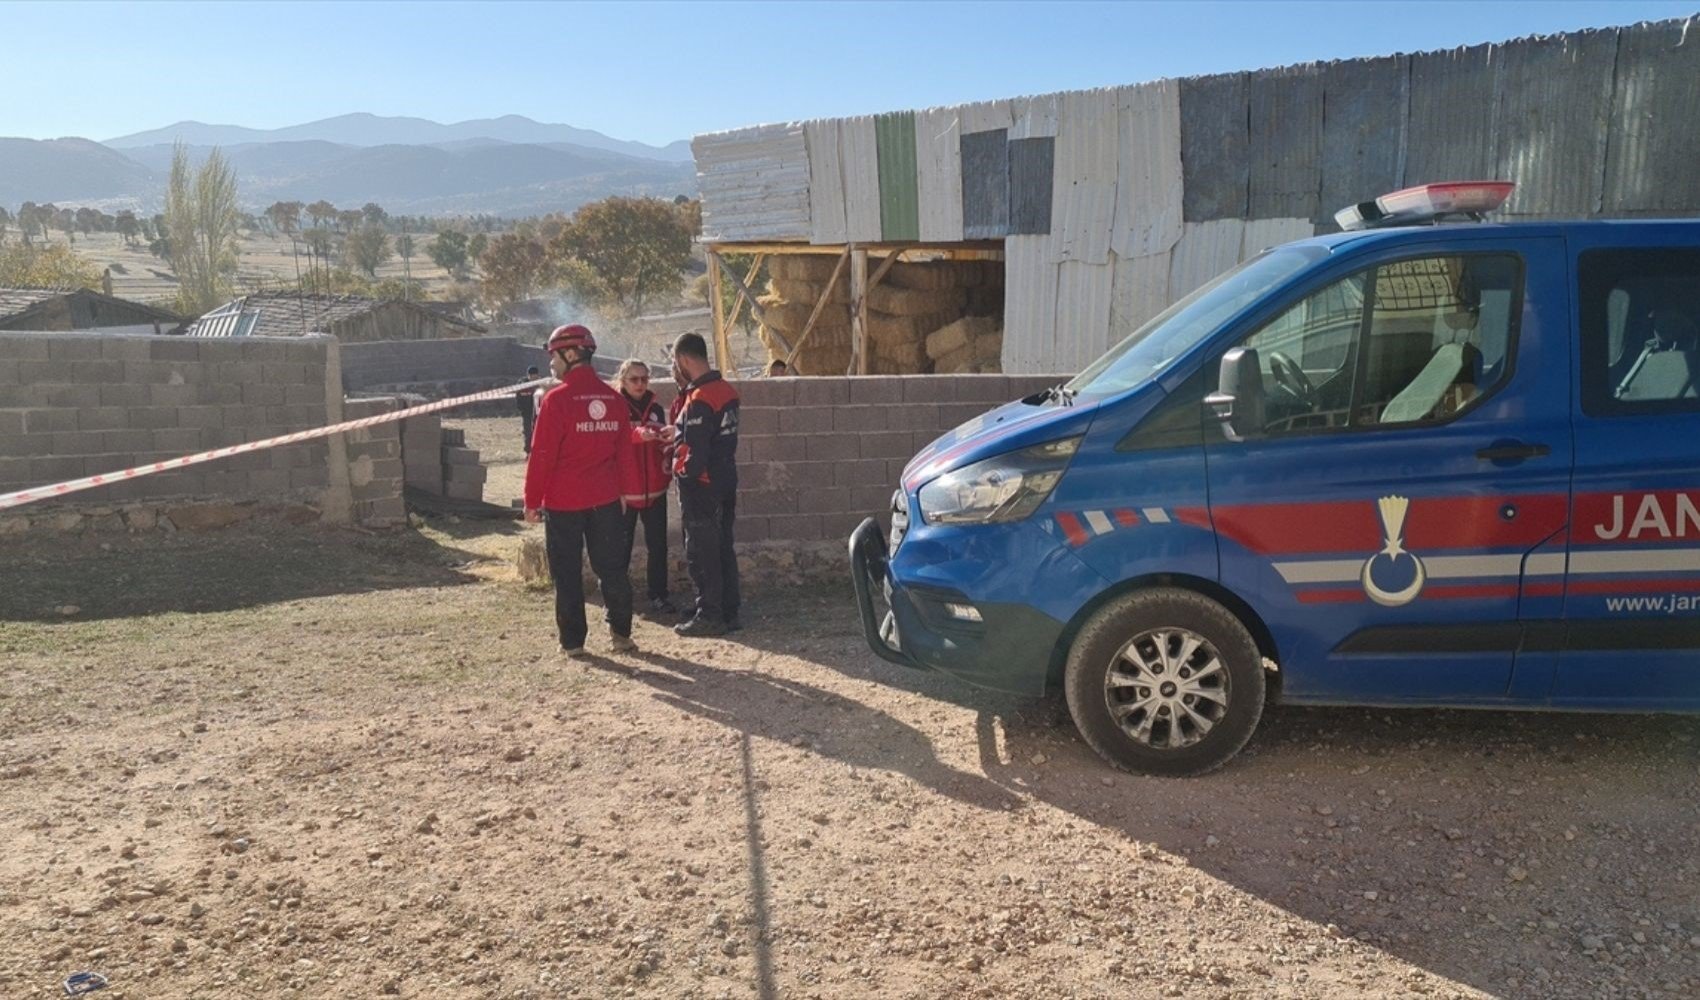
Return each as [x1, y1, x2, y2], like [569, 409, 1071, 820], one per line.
[1064, 588, 1265, 777]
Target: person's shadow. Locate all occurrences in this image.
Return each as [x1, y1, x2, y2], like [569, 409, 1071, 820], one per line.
[585, 648, 1021, 813]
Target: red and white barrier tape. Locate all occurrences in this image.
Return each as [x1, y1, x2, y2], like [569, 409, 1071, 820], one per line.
[0, 379, 552, 511]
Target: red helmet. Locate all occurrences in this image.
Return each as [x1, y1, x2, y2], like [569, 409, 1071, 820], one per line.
[545, 324, 596, 354]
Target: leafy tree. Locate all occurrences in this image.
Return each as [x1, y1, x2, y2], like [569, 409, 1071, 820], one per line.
[15, 202, 35, 245]
[361, 202, 387, 226]
[336, 209, 362, 233]
[74, 207, 99, 236]
[163, 143, 241, 314]
[427, 229, 469, 277]
[477, 233, 549, 308]
[266, 201, 303, 235]
[395, 233, 415, 296]
[306, 200, 337, 228]
[547, 196, 693, 315]
[0, 241, 101, 288]
[114, 210, 139, 245]
[466, 231, 487, 265]
[344, 224, 392, 277]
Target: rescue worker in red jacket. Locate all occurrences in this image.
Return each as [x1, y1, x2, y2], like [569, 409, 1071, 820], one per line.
[614, 358, 677, 615]
[661, 333, 741, 636]
[523, 325, 637, 658]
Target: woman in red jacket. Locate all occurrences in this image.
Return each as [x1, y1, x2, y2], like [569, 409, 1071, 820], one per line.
[523, 325, 637, 658]
[615, 359, 676, 615]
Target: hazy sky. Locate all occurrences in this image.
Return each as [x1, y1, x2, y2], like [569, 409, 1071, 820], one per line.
[4, 1, 1694, 145]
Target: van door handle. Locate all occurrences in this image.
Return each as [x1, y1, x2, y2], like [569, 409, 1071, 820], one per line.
[1475, 442, 1550, 462]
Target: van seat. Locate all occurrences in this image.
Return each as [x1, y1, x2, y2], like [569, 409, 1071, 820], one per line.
[1380, 343, 1480, 423]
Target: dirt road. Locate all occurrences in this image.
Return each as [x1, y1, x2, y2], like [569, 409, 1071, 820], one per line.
[2, 521, 1698, 999]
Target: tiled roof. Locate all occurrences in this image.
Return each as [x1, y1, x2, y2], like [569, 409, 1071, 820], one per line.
[186, 292, 487, 338]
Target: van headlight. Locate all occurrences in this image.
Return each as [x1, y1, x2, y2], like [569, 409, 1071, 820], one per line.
[917, 437, 1082, 525]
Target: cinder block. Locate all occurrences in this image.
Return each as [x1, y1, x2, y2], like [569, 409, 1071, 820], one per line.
[199, 469, 250, 495]
[77, 406, 129, 432]
[177, 406, 224, 430]
[244, 469, 292, 494]
[802, 489, 858, 515]
[736, 381, 795, 407]
[747, 435, 808, 463]
[99, 383, 151, 407]
[100, 337, 154, 362]
[148, 383, 201, 407]
[23, 409, 77, 433]
[443, 480, 483, 502]
[32, 456, 84, 482]
[202, 384, 242, 405]
[833, 406, 886, 432]
[792, 379, 850, 405]
[0, 409, 24, 437]
[150, 339, 203, 362]
[369, 457, 405, 482]
[738, 407, 779, 436]
[442, 464, 487, 485]
[442, 445, 482, 467]
[0, 432, 53, 458]
[950, 375, 1015, 402]
[859, 431, 916, 460]
[17, 360, 64, 387]
[851, 485, 898, 511]
[0, 456, 34, 485]
[0, 358, 18, 385]
[900, 376, 958, 403]
[832, 459, 889, 488]
[766, 513, 823, 541]
[212, 361, 265, 384]
[0, 337, 51, 361]
[441, 428, 466, 447]
[730, 516, 769, 542]
[46, 337, 105, 361]
[285, 383, 326, 406]
[260, 362, 309, 383]
[270, 446, 313, 470]
[153, 428, 204, 453]
[887, 458, 913, 483]
[736, 488, 795, 516]
[777, 407, 835, 434]
[50, 429, 102, 455]
[290, 467, 329, 489]
[849, 378, 907, 404]
[886, 404, 942, 432]
[103, 430, 155, 454]
[241, 383, 285, 406]
[804, 435, 861, 462]
[819, 512, 870, 541]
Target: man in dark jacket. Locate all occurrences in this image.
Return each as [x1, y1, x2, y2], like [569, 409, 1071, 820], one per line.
[663, 333, 740, 637]
[517, 366, 540, 453]
[523, 326, 637, 658]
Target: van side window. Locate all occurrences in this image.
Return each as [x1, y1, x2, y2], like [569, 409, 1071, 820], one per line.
[1579, 248, 1700, 416]
[1235, 253, 1520, 436]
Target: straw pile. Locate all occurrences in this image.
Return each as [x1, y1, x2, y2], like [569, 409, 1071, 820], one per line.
[757, 256, 1004, 374]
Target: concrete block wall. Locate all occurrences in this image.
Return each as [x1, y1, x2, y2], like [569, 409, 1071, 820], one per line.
[341, 397, 408, 527]
[340, 336, 542, 393]
[0, 331, 339, 508]
[728, 374, 1059, 544]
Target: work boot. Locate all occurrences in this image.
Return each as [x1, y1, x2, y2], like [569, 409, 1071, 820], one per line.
[724, 616, 743, 634]
[648, 597, 678, 615]
[674, 615, 727, 638]
[610, 633, 637, 653]
[561, 645, 590, 661]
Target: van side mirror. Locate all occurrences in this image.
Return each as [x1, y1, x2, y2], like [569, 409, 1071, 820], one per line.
[1205, 347, 1265, 442]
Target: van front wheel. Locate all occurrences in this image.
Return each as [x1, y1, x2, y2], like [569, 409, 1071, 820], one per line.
[1064, 588, 1265, 777]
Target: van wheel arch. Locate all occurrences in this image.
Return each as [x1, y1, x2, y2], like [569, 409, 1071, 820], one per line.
[1048, 574, 1281, 699]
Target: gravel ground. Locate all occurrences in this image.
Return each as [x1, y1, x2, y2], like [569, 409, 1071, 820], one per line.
[3, 512, 1699, 1000]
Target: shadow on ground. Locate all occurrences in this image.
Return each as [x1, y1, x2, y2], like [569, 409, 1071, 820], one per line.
[0, 523, 480, 622]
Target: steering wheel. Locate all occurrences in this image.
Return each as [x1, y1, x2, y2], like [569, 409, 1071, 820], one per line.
[1266, 351, 1315, 406]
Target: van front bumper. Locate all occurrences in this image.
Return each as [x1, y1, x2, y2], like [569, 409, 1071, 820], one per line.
[848, 517, 1064, 696]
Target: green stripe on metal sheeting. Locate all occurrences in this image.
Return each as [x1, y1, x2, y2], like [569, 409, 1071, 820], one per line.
[876, 111, 920, 241]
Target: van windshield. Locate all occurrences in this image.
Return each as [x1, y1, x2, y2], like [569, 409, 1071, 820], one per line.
[1066, 245, 1328, 398]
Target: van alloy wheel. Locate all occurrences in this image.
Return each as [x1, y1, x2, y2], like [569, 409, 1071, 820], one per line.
[1064, 588, 1266, 777]
[1105, 628, 1230, 750]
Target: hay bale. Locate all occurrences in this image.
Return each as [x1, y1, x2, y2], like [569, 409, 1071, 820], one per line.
[973, 332, 1004, 362]
[867, 283, 967, 317]
[884, 261, 966, 291]
[770, 277, 849, 305]
[760, 299, 852, 333]
[934, 343, 975, 373]
[767, 255, 842, 283]
[966, 285, 1005, 316]
[926, 317, 972, 359]
[873, 339, 929, 367]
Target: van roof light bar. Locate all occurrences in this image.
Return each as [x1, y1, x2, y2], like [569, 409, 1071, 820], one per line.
[1335, 181, 1515, 232]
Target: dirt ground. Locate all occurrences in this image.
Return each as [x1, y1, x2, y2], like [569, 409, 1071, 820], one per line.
[4, 499, 1700, 999]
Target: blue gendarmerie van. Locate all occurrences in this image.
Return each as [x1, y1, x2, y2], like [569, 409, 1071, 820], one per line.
[850, 182, 1700, 776]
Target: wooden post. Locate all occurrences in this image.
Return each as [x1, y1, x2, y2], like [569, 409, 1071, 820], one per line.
[707, 251, 728, 370]
[849, 247, 870, 375]
[783, 246, 852, 370]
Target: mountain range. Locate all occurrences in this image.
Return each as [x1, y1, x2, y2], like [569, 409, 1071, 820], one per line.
[0, 114, 698, 217]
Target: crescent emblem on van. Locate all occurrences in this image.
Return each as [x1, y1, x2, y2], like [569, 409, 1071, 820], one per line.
[1360, 495, 1427, 607]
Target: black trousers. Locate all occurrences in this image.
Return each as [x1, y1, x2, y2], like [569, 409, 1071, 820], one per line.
[544, 502, 633, 649]
[678, 480, 740, 623]
[621, 495, 670, 601]
[520, 407, 536, 452]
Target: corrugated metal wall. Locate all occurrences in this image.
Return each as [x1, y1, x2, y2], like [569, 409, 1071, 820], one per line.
[693, 16, 1700, 373]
